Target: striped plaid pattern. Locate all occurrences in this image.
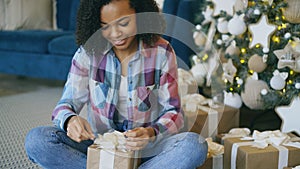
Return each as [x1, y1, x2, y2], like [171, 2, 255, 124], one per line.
[52, 38, 183, 137]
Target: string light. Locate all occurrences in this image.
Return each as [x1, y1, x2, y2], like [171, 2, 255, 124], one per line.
[282, 24, 287, 29]
[255, 44, 260, 48]
[290, 70, 294, 75]
[202, 53, 209, 61]
[273, 36, 280, 43]
[249, 70, 254, 74]
[240, 59, 245, 64]
[230, 87, 234, 91]
[282, 15, 285, 20]
[275, 16, 280, 20]
[241, 48, 246, 54]
[288, 80, 293, 84]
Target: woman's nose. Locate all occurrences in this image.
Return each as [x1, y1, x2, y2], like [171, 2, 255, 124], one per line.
[110, 25, 122, 38]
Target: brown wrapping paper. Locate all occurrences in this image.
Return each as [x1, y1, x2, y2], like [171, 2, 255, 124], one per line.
[184, 105, 239, 139]
[197, 154, 223, 169]
[224, 137, 300, 169]
[86, 144, 140, 169]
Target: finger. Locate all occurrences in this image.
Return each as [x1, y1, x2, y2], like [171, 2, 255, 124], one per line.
[125, 128, 143, 138]
[126, 136, 149, 141]
[67, 129, 82, 143]
[84, 122, 95, 139]
[126, 140, 148, 150]
[73, 120, 91, 140]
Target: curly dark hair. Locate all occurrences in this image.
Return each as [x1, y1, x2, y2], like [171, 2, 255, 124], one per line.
[76, 0, 165, 52]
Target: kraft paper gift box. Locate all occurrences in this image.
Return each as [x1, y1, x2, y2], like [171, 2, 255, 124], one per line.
[86, 144, 140, 169]
[223, 137, 300, 169]
[197, 154, 223, 169]
[86, 131, 140, 169]
[184, 104, 239, 139]
[198, 137, 224, 169]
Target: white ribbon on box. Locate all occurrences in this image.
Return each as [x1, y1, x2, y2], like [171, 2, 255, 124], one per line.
[93, 131, 139, 169]
[181, 94, 221, 138]
[231, 130, 300, 169]
[206, 137, 224, 169]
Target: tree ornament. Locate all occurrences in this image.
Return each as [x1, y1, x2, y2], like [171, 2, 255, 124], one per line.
[270, 70, 288, 90]
[193, 31, 207, 47]
[275, 96, 300, 135]
[274, 42, 300, 72]
[225, 41, 241, 56]
[177, 68, 198, 98]
[248, 14, 276, 49]
[248, 54, 267, 73]
[262, 0, 274, 5]
[234, 0, 248, 12]
[202, 6, 214, 25]
[223, 91, 243, 108]
[241, 78, 270, 110]
[282, 0, 300, 24]
[190, 62, 209, 87]
[212, 0, 237, 16]
[222, 59, 237, 84]
[217, 18, 229, 33]
[228, 14, 247, 36]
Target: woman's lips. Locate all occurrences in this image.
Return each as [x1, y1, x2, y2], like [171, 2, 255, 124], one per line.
[113, 39, 126, 46]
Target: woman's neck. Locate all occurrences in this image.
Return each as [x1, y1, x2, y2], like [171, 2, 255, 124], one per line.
[114, 38, 138, 62]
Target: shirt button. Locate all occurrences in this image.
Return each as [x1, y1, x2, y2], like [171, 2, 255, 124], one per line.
[129, 98, 132, 101]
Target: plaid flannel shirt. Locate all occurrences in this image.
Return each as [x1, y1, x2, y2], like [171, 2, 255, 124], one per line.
[52, 38, 183, 139]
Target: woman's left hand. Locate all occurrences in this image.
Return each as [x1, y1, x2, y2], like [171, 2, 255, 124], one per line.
[124, 127, 156, 151]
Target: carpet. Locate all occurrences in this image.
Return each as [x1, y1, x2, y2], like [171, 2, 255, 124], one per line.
[0, 87, 63, 169]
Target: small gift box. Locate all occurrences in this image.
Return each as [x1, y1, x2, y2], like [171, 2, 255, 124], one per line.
[198, 138, 224, 169]
[182, 94, 240, 139]
[223, 130, 300, 169]
[86, 131, 140, 169]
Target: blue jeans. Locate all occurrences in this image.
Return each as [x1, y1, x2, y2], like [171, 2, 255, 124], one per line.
[25, 126, 208, 169]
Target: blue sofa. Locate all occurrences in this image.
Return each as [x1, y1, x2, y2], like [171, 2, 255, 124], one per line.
[0, 0, 80, 81]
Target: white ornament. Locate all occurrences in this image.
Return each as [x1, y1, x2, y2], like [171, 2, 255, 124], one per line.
[295, 83, 300, 89]
[234, 0, 248, 11]
[263, 47, 269, 53]
[196, 24, 202, 30]
[270, 75, 286, 90]
[212, 0, 237, 16]
[248, 15, 277, 48]
[254, 9, 261, 15]
[202, 7, 214, 24]
[190, 63, 209, 86]
[228, 14, 247, 35]
[216, 39, 223, 45]
[284, 33, 291, 39]
[237, 78, 243, 85]
[270, 70, 288, 90]
[275, 96, 300, 135]
[261, 89, 268, 95]
[217, 18, 229, 33]
[223, 91, 243, 108]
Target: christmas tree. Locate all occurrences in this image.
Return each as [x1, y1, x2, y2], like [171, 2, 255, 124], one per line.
[192, 0, 300, 110]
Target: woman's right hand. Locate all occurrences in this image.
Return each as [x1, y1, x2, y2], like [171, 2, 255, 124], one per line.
[66, 116, 95, 142]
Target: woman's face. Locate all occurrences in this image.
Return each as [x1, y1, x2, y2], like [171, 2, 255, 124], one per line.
[100, 0, 137, 52]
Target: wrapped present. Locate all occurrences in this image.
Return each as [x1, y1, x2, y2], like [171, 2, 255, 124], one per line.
[178, 68, 198, 98]
[198, 138, 224, 169]
[182, 94, 239, 139]
[224, 130, 300, 169]
[216, 128, 251, 145]
[86, 131, 140, 169]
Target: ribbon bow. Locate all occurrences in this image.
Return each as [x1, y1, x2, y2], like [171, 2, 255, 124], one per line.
[242, 130, 300, 149]
[94, 130, 127, 152]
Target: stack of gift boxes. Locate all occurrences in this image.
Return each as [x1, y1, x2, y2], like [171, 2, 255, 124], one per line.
[181, 93, 300, 169]
[85, 66, 300, 168]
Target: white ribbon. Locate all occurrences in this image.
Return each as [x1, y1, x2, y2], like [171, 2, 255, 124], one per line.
[99, 149, 115, 169]
[231, 142, 255, 169]
[198, 105, 219, 139]
[231, 130, 300, 169]
[212, 154, 223, 169]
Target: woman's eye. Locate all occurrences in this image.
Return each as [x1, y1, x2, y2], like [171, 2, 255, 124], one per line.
[119, 21, 129, 27]
[101, 25, 109, 31]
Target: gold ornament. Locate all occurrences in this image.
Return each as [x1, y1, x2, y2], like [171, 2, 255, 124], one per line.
[248, 15, 277, 49]
[282, 0, 300, 24]
[248, 54, 267, 73]
[241, 78, 270, 110]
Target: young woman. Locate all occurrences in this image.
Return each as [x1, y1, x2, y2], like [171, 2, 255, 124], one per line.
[25, 0, 208, 168]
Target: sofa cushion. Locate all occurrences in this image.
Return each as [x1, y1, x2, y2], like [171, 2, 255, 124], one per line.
[56, 0, 80, 31]
[0, 30, 73, 53]
[2, 0, 57, 30]
[48, 35, 78, 55]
